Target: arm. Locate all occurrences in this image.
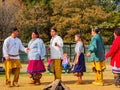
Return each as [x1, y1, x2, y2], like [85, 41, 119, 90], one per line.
[41, 41, 46, 60]
[74, 53, 79, 65]
[3, 39, 10, 59]
[37, 40, 43, 59]
[105, 38, 119, 58]
[56, 36, 63, 48]
[88, 38, 97, 53]
[19, 40, 26, 52]
[74, 42, 83, 64]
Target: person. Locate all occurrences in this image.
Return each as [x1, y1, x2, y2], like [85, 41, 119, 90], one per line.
[50, 28, 63, 80]
[62, 53, 70, 74]
[27, 31, 46, 85]
[105, 28, 120, 88]
[3, 27, 28, 87]
[72, 34, 86, 84]
[47, 57, 52, 74]
[87, 27, 106, 86]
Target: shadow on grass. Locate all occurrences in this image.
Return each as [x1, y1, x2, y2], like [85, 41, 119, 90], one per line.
[62, 79, 114, 86]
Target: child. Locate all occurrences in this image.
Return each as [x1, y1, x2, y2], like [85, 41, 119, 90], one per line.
[47, 57, 52, 74]
[62, 53, 70, 74]
[73, 34, 86, 84]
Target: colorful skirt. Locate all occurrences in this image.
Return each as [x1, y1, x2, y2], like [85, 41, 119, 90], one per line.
[73, 53, 86, 73]
[27, 60, 46, 74]
[112, 62, 120, 74]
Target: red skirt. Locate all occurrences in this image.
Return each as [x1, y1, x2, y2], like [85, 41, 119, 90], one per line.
[27, 60, 46, 74]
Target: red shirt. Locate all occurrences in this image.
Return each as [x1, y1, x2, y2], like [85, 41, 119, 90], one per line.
[105, 36, 120, 68]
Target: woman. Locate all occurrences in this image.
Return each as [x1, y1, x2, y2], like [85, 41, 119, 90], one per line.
[87, 27, 106, 86]
[73, 34, 86, 84]
[106, 28, 120, 88]
[27, 31, 46, 85]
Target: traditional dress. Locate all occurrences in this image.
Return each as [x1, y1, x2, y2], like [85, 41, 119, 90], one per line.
[73, 41, 86, 76]
[3, 36, 26, 86]
[50, 35, 63, 80]
[27, 38, 46, 84]
[88, 34, 106, 86]
[106, 36, 120, 86]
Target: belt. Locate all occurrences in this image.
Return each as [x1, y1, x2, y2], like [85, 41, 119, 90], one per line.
[9, 54, 19, 57]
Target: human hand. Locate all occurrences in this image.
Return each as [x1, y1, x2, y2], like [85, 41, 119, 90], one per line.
[5, 55, 10, 60]
[87, 52, 91, 57]
[54, 42, 57, 46]
[48, 47, 50, 50]
[73, 60, 78, 65]
[26, 48, 30, 52]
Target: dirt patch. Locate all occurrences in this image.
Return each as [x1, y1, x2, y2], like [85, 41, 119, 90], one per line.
[0, 72, 119, 90]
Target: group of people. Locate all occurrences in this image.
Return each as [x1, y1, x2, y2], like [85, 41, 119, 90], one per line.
[2, 27, 120, 88]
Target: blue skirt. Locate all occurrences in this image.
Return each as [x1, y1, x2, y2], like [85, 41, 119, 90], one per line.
[73, 53, 86, 73]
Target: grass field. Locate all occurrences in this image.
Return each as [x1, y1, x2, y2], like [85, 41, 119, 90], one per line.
[0, 62, 120, 90]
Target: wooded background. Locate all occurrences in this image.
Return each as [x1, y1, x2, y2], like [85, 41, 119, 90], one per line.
[0, 0, 120, 44]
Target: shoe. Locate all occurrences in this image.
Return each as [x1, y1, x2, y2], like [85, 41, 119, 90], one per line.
[35, 80, 41, 85]
[13, 82, 19, 87]
[29, 80, 36, 84]
[116, 85, 120, 88]
[93, 81, 104, 86]
[92, 81, 97, 85]
[6, 81, 12, 87]
[75, 80, 83, 85]
[28, 74, 33, 78]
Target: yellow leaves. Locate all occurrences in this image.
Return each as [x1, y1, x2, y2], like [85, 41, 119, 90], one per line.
[50, 0, 110, 43]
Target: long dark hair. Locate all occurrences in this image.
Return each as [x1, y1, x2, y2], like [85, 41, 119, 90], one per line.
[33, 31, 39, 38]
[75, 34, 85, 53]
[114, 27, 120, 36]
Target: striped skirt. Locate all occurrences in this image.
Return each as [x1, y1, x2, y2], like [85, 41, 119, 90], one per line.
[27, 60, 46, 74]
[112, 67, 120, 74]
[112, 62, 120, 73]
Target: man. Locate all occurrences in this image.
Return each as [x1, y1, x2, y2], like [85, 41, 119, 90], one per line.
[3, 27, 27, 87]
[50, 28, 63, 80]
[87, 27, 106, 86]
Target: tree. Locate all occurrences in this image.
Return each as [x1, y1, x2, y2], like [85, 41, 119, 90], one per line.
[50, 0, 110, 44]
[15, 2, 51, 42]
[0, 0, 22, 40]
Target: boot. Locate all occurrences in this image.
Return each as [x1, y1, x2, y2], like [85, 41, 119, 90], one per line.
[92, 72, 98, 85]
[114, 76, 118, 86]
[93, 71, 104, 86]
[35, 79, 41, 85]
[6, 81, 12, 87]
[12, 82, 19, 87]
[29, 80, 36, 84]
[114, 76, 120, 87]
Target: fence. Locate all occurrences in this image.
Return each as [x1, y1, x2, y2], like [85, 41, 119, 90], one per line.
[19, 44, 111, 62]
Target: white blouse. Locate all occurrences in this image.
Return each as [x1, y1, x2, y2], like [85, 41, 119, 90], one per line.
[75, 41, 84, 55]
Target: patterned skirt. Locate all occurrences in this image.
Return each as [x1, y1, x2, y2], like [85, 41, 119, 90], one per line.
[27, 60, 46, 74]
[112, 62, 120, 74]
